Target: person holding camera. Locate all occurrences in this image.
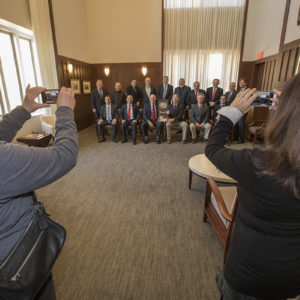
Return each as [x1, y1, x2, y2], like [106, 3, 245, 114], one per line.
[205, 74, 300, 300]
[0, 86, 78, 299]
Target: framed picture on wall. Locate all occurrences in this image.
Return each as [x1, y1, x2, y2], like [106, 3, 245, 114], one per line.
[70, 79, 81, 94]
[83, 81, 91, 94]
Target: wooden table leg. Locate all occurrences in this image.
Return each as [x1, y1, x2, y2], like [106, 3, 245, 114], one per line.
[189, 169, 192, 189]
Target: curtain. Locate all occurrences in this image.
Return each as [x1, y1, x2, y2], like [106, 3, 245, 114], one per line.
[163, 0, 246, 91]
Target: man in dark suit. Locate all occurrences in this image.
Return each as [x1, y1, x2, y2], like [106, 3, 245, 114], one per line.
[126, 79, 141, 106]
[205, 78, 223, 109]
[174, 78, 191, 109]
[141, 94, 163, 144]
[120, 95, 140, 145]
[188, 81, 206, 108]
[166, 93, 188, 144]
[90, 79, 109, 133]
[111, 82, 126, 109]
[140, 77, 156, 107]
[237, 78, 247, 143]
[213, 95, 227, 122]
[190, 93, 211, 143]
[225, 82, 237, 106]
[98, 95, 118, 143]
[157, 76, 173, 103]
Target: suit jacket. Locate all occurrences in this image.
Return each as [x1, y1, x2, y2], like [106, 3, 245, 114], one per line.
[168, 103, 185, 122]
[126, 85, 141, 104]
[191, 103, 210, 124]
[111, 90, 126, 109]
[120, 103, 140, 121]
[213, 103, 227, 121]
[157, 84, 173, 103]
[91, 88, 109, 117]
[205, 87, 224, 106]
[143, 103, 159, 123]
[225, 90, 237, 106]
[140, 86, 156, 106]
[99, 104, 118, 121]
[189, 89, 206, 107]
[174, 86, 191, 107]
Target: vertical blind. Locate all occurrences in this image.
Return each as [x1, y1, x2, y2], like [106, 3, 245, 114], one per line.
[163, 0, 246, 91]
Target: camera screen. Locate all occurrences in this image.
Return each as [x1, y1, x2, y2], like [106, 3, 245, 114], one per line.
[41, 89, 60, 104]
[251, 91, 274, 107]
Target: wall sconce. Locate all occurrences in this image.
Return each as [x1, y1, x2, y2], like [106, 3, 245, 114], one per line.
[104, 67, 110, 77]
[141, 66, 148, 76]
[67, 63, 73, 74]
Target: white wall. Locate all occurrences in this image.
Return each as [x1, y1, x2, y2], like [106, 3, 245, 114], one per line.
[284, 0, 300, 44]
[243, 0, 286, 61]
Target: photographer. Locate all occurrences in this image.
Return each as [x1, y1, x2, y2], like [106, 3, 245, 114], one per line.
[0, 86, 78, 299]
[205, 74, 300, 299]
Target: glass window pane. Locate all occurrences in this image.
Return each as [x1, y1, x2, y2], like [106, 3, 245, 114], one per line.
[208, 53, 223, 83]
[0, 32, 22, 110]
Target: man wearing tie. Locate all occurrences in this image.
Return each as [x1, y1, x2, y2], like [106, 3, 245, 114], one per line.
[140, 77, 156, 107]
[237, 78, 247, 143]
[126, 79, 141, 106]
[188, 81, 206, 108]
[141, 94, 162, 144]
[225, 82, 237, 105]
[98, 95, 118, 143]
[205, 79, 223, 109]
[157, 76, 173, 103]
[120, 95, 140, 145]
[190, 93, 211, 143]
[166, 93, 188, 144]
[90, 79, 109, 134]
[174, 78, 191, 108]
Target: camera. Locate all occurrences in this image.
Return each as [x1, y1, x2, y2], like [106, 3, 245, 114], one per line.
[251, 91, 276, 107]
[41, 89, 60, 104]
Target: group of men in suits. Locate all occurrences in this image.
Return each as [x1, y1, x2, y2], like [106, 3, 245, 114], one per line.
[90, 76, 247, 145]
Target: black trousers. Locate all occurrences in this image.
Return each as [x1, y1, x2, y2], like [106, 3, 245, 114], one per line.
[98, 121, 117, 138]
[121, 120, 137, 140]
[34, 274, 56, 300]
[238, 114, 247, 142]
[141, 121, 162, 138]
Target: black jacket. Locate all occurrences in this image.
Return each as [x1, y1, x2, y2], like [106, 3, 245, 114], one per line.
[120, 103, 140, 121]
[126, 85, 141, 104]
[168, 103, 185, 122]
[90, 88, 109, 117]
[157, 84, 173, 103]
[140, 86, 156, 107]
[225, 90, 237, 106]
[111, 90, 126, 109]
[174, 86, 191, 107]
[205, 87, 223, 106]
[143, 103, 159, 123]
[99, 104, 118, 121]
[188, 89, 206, 107]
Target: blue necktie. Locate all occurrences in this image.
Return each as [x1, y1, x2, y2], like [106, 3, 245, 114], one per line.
[107, 106, 111, 124]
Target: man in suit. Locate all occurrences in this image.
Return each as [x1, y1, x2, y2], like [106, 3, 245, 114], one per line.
[141, 94, 162, 144]
[120, 95, 140, 145]
[174, 78, 191, 109]
[98, 95, 118, 143]
[166, 93, 188, 144]
[188, 81, 206, 108]
[140, 77, 156, 107]
[111, 82, 126, 109]
[157, 76, 173, 103]
[91, 79, 109, 133]
[205, 78, 223, 109]
[237, 78, 247, 143]
[213, 95, 227, 122]
[126, 79, 141, 106]
[225, 82, 237, 106]
[190, 93, 211, 143]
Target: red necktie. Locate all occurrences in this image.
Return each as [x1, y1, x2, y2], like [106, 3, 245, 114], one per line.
[152, 104, 156, 122]
[212, 88, 216, 101]
[195, 90, 198, 98]
[127, 104, 131, 120]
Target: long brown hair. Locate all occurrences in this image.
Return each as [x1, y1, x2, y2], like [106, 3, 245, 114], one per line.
[252, 73, 300, 199]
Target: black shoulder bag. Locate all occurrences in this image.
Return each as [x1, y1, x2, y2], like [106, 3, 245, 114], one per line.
[0, 193, 66, 300]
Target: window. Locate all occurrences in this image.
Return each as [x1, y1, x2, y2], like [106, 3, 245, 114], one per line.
[208, 53, 223, 83]
[0, 19, 42, 116]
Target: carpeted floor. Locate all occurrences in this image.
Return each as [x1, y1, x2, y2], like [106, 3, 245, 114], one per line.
[36, 126, 247, 300]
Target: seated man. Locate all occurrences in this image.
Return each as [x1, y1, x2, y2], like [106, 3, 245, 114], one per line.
[141, 94, 162, 144]
[98, 95, 118, 143]
[190, 93, 211, 143]
[120, 95, 140, 145]
[166, 93, 188, 144]
[213, 95, 227, 122]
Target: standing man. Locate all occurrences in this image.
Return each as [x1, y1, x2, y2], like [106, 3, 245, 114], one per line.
[111, 82, 126, 109]
[91, 79, 109, 134]
[174, 78, 191, 109]
[213, 95, 227, 122]
[166, 93, 188, 144]
[237, 78, 247, 143]
[141, 94, 163, 144]
[98, 95, 118, 143]
[140, 77, 156, 107]
[120, 95, 140, 145]
[189, 81, 206, 108]
[189, 93, 211, 143]
[126, 79, 141, 106]
[205, 79, 223, 109]
[225, 82, 237, 106]
[157, 76, 173, 103]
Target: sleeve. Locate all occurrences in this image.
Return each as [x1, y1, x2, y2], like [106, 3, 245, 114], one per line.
[0, 106, 78, 200]
[135, 107, 141, 121]
[0, 106, 31, 143]
[174, 108, 183, 121]
[143, 107, 149, 123]
[191, 108, 196, 124]
[203, 107, 210, 123]
[90, 91, 96, 109]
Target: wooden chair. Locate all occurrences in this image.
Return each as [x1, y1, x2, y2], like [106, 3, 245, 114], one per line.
[203, 178, 238, 263]
[247, 120, 266, 145]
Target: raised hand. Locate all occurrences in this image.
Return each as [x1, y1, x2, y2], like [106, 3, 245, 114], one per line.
[22, 84, 49, 113]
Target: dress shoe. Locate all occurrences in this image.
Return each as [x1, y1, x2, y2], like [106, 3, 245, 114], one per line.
[192, 139, 197, 144]
[203, 138, 208, 142]
[121, 139, 127, 143]
[112, 137, 117, 143]
[143, 137, 149, 144]
[156, 138, 161, 144]
[166, 140, 171, 144]
[133, 140, 136, 145]
[181, 140, 187, 144]
[98, 137, 106, 143]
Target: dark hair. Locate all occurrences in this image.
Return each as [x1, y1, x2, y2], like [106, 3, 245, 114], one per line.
[239, 77, 247, 83]
[163, 75, 168, 79]
[105, 95, 111, 99]
[252, 73, 300, 199]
